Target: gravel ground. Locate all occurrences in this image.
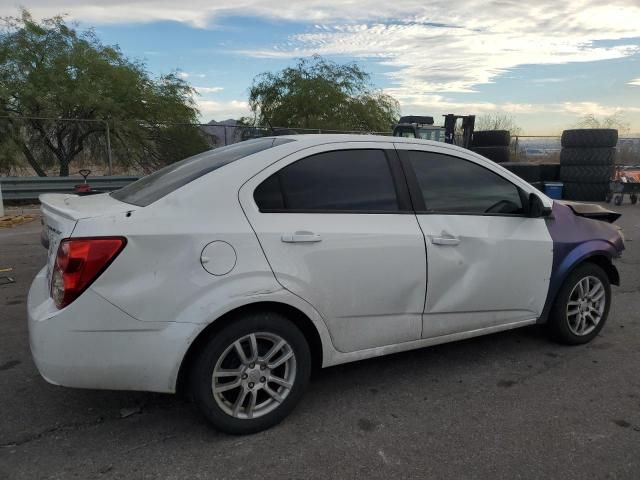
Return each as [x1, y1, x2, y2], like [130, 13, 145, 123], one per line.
[1, 203, 639, 480]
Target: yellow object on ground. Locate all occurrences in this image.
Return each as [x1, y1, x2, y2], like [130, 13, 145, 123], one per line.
[0, 215, 36, 228]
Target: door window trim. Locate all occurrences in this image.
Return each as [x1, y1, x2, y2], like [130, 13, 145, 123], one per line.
[254, 148, 414, 214]
[396, 149, 530, 217]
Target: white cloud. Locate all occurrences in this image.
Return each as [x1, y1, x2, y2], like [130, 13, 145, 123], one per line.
[559, 101, 640, 116]
[531, 78, 567, 84]
[177, 71, 205, 79]
[194, 86, 224, 94]
[6, 1, 640, 123]
[244, 20, 638, 99]
[196, 99, 250, 121]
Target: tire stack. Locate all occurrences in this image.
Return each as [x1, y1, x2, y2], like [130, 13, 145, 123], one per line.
[560, 129, 617, 201]
[470, 130, 511, 163]
[500, 162, 541, 186]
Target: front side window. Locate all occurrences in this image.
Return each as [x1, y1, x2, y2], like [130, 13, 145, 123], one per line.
[407, 150, 524, 215]
[254, 149, 399, 212]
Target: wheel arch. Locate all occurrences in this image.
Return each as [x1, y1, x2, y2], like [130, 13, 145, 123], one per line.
[538, 248, 619, 324]
[585, 253, 620, 286]
[175, 301, 324, 396]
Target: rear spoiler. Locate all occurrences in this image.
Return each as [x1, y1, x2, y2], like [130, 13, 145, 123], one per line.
[39, 193, 81, 221]
[558, 200, 621, 223]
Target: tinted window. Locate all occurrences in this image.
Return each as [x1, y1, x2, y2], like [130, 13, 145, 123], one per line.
[408, 151, 523, 214]
[254, 149, 399, 212]
[112, 138, 294, 206]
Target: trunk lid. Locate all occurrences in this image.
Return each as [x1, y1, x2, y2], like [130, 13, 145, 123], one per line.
[40, 193, 134, 285]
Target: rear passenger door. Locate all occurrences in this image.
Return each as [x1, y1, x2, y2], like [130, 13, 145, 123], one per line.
[395, 145, 553, 338]
[239, 143, 426, 353]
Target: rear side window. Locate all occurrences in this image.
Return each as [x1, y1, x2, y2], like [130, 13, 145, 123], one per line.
[254, 149, 400, 212]
[112, 138, 294, 207]
[407, 150, 524, 215]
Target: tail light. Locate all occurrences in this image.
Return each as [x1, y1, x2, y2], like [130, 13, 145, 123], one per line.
[51, 237, 127, 309]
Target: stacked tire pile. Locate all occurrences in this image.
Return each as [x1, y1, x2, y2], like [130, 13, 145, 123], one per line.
[560, 129, 617, 201]
[470, 130, 511, 163]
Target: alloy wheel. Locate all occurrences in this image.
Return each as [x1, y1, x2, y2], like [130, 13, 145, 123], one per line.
[212, 332, 297, 420]
[566, 275, 606, 336]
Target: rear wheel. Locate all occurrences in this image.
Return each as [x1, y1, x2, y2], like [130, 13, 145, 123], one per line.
[190, 312, 311, 434]
[546, 263, 611, 345]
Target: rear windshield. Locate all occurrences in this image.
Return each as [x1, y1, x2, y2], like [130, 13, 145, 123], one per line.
[112, 137, 294, 206]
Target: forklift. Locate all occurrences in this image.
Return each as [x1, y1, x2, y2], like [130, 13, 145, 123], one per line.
[392, 114, 476, 149]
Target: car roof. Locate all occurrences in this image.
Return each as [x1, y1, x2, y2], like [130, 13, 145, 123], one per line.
[272, 134, 469, 155]
[271, 133, 478, 157]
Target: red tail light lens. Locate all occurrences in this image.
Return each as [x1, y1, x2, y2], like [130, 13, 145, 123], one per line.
[51, 237, 127, 309]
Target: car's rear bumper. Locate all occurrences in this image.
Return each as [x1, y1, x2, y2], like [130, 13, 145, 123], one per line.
[28, 267, 198, 393]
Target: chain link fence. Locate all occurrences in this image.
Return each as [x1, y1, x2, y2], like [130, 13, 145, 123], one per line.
[1, 116, 639, 178]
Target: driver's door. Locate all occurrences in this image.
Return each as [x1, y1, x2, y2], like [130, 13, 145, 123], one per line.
[395, 145, 554, 339]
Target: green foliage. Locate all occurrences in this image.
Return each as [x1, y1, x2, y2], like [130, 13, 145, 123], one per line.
[576, 113, 630, 134]
[248, 55, 399, 132]
[0, 10, 208, 176]
[475, 113, 522, 136]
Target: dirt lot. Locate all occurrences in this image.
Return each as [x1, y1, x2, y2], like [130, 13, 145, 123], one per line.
[1, 203, 639, 480]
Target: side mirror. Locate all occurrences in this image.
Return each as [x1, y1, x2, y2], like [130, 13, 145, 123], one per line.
[528, 193, 552, 218]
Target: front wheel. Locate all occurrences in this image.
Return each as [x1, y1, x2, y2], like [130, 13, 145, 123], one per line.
[546, 263, 611, 345]
[190, 312, 311, 434]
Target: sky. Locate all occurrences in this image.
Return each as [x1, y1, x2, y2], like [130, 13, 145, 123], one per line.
[3, 1, 640, 135]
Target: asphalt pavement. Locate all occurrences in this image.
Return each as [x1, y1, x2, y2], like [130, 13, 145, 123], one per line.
[1, 204, 639, 479]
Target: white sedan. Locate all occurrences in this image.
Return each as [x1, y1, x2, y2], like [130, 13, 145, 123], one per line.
[29, 135, 624, 434]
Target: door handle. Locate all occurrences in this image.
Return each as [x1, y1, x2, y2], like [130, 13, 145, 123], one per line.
[281, 231, 322, 243]
[429, 234, 460, 246]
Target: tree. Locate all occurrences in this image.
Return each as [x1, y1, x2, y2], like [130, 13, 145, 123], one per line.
[0, 10, 208, 176]
[475, 113, 522, 136]
[248, 55, 399, 132]
[575, 113, 630, 134]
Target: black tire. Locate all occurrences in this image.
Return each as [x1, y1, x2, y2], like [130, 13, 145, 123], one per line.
[560, 165, 613, 183]
[500, 162, 541, 182]
[561, 129, 618, 148]
[471, 146, 511, 163]
[472, 130, 511, 147]
[631, 194, 638, 205]
[546, 262, 611, 345]
[605, 192, 613, 203]
[560, 147, 616, 166]
[539, 163, 561, 182]
[614, 195, 623, 206]
[562, 182, 609, 201]
[190, 311, 311, 435]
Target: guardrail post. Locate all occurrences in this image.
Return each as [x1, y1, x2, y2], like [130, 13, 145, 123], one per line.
[0, 180, 4, 217]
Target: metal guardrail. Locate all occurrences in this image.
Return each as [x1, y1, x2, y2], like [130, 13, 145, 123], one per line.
[0, 176, 138, 201]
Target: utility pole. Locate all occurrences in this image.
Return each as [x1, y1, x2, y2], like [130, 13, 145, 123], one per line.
[105, 120, 113, 176]
[0, 181, 4, 217]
